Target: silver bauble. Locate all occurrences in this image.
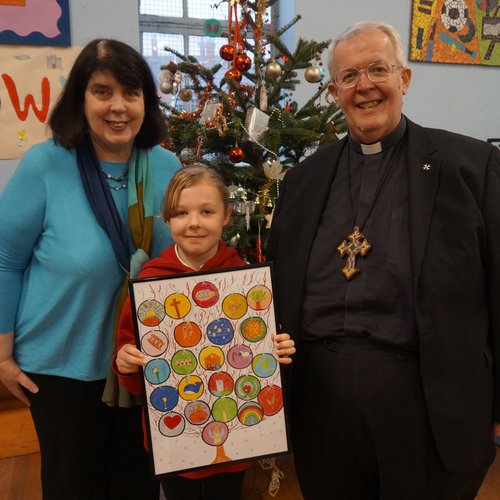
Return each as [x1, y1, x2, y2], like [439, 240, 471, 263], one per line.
[178, 88, 193, 102]
[265, 61, 282, 80]
[159, 80, 173, 94]
[159, 69, 172, 82]
[304, 66, 322, 83]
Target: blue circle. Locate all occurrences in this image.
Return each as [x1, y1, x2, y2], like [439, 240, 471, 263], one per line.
[207, 318, 235, 346]
[145, 359, 170, 385]
[150, 386, 179, 412]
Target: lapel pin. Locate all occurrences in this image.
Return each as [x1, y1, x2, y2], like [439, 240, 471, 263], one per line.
[422, 163, 431, 172]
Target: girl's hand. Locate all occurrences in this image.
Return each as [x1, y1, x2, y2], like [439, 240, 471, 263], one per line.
[273, 333, 296, 365]
[116, 344, 146, 374]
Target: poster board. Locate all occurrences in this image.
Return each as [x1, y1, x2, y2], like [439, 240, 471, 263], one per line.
[129, 263, 289, 476]
[0, 44, 81, 159]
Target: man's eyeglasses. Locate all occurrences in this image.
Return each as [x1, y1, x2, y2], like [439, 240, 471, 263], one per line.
[334, 61, 403, 89]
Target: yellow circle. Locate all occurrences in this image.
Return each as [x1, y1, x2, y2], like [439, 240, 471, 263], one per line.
[222, 293, 248, 319]
[164, 293, 191, 319]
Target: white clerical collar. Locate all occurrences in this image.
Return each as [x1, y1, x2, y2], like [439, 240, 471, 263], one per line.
[349, 116, 407, 156]
[360, 142, 382, 155]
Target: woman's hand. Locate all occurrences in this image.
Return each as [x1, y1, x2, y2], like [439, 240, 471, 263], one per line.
[273, 333, 296, 365]
[0, 332, 38, 406]
[116, 343, 146, 374]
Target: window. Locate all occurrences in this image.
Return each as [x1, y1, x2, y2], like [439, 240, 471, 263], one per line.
[139, 0, 273, 107]
[140, 0, 229, 107]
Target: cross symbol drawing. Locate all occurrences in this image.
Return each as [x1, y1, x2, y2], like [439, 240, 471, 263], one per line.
[169, 297, 182, 318]
[337, 226, 372, 280]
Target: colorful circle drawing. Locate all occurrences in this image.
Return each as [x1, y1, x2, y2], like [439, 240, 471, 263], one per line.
[192, 281, 219, 308]
[164, 293, 191, 319]
[174, 321, 202, 347]
[178, 375, 204, 401]
[212, 397, 238, 423]
[252, 353, 277, 378]
[150, 385, 178, 412]
[221, 293, 248, 319]
[137, 299, 165, 326]
[208, 371, 234, 397]
[246, 285, 272, 311]
[227, 344, 253, 369]
[141, 330, 168, 357]
[171, 349, 197, 375]
[159, 411, 185, 437]
[235, 374, 261, 400]
[184, 401, 211, 426]
[145, 358, 170, 385]
[241, 317, 267, 343]
[202, 421, 229, 447]
[238, 402, 264, 426]
[199, 346, 225, 371]
[258, 385, 284, 416]
[206, 318, 234, 346]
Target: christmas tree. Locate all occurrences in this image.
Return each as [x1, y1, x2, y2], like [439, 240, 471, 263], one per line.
[159, 0, 346, 262]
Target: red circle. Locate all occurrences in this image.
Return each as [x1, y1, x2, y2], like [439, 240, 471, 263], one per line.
[192, 281, 219, 308]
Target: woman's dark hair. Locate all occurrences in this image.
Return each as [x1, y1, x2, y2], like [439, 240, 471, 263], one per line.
[48, 39, 167, 149]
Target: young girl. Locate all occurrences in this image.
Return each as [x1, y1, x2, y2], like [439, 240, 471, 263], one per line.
[115, 166, 295, 500]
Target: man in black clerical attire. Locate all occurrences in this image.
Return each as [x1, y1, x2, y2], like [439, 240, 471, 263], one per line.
[268, 20, 500, 499]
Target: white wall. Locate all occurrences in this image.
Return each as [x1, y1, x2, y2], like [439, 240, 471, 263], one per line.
[2, 0, 499, 189]
[0, 0, 140, 188]
[288, 0, 499, 142]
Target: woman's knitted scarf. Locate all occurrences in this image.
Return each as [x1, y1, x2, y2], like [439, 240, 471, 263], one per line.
[77, 138, 153, 407]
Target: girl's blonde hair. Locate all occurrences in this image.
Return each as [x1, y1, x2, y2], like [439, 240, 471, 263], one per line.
[161, 166, 230, 221]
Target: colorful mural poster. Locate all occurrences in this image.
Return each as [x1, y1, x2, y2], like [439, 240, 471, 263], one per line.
[0, 0, 71, 46]
[410, 0, 500, 66]
[0, 44, 81, 159]
[129, 264, 289, 476]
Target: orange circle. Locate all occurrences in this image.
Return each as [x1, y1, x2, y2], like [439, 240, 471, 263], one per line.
[174, 322, 202, 347]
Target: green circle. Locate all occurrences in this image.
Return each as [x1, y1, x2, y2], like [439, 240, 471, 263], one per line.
[211, 397, 238, 423]
[171, 350, 197, 375]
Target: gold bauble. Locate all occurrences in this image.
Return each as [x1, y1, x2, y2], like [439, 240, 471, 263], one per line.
[304, 66, 322, 83]
[178, 88, 193, 102]
[265, 61, 282, 80]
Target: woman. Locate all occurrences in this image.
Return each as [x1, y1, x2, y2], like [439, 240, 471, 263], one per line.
[0, 39, 180, 499]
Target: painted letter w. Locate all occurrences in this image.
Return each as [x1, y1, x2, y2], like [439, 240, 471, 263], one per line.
[2, 73, 50, 122]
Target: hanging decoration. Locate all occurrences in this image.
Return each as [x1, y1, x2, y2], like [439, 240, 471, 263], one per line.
[221, 0, 252, 84]
[228, 145, 245, 163]
[265, 60, 282, 80]
[304, 65, 322, 83]
[203, 18, 222, 38]
[159, 64, 183, 95]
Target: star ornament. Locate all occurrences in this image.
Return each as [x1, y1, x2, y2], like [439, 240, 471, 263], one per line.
[423, 163, 431, 171]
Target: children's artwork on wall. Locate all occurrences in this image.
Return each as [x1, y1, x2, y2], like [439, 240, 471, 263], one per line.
[410, 0, 500, 66]
[129, 264, 289, 476]
[0, 44, 81, 159]
[0, 0, 71, 46]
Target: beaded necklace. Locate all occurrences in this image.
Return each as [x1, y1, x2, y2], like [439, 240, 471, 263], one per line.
[102, 169, 128, 191]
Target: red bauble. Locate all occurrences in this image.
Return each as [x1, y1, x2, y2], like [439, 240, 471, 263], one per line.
[224, 67, 242, 83]
[219, 44, 235, 61]
[229, 147, 245, 163]
[234, 53, 252, 72]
